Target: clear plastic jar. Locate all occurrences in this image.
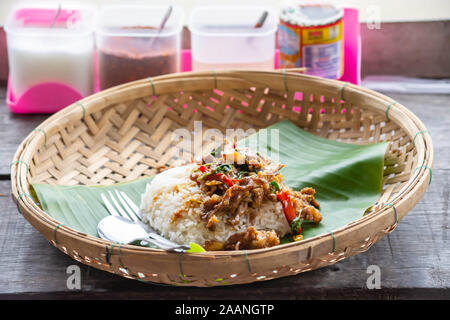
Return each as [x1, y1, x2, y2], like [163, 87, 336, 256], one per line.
[96, 4, 183, 90]
[5, 2, 95, 98]
[189, 6, 277, 71]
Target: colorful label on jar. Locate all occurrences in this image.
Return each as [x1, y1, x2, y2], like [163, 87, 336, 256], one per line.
[279, 18, 344, 79]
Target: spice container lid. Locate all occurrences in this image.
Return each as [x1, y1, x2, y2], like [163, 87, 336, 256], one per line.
[4, 1, 95, 37]
[96, 4, 183, 38]
[280, 1, 343, 26]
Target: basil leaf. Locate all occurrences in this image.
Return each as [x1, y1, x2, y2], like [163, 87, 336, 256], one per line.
[215, 163, 233, 173]
[270, 181, 280, 192]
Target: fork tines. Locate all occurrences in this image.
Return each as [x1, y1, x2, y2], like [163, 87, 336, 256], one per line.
[101, 190, 141, 222]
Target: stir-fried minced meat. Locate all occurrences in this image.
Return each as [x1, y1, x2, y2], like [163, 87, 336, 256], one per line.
[202, 194, 221, 212]
[287, 187, 322, 223]
[224, 227, 280, 250]
[189, 139, 322, 250]
[202, 176, 268, 221]
[206, 214, 219, 231]
[204, 240, 224, 251]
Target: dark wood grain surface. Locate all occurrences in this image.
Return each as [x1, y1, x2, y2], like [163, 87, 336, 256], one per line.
[0, 88, 449, 299]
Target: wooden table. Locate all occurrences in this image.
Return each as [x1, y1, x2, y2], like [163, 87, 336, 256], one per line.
[0, 87, 449, 299]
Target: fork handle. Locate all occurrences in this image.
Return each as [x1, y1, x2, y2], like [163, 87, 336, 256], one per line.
[147, 232, 184, 247]
[130, 237, 189, 252]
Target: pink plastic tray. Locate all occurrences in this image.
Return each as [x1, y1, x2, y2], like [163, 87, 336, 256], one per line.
[6, 8, 360, 114]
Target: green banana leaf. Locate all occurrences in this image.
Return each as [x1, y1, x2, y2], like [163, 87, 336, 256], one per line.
[32, 119, 387, 243]
[33, 178, 153, 237]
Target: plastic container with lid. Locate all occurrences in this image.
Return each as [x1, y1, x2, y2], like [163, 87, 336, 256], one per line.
[96, 5, 183, 90]
[5, 1, 95, 113]
[189, 6, 277, 71]
[279, 1, 344, 79]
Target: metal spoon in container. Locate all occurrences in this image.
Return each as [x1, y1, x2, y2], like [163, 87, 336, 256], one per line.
[148, 5, 173, 47]
[247, 10, 268, 44]
[97, 215, 190, 252]
[254, 10, 268, 29]
[50, 4, 62, 28]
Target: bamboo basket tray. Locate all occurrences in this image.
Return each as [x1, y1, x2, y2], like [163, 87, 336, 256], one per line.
[11, 70, 433, 287]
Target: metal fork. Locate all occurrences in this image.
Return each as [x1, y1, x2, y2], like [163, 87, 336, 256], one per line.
[99, 190, 189, 251]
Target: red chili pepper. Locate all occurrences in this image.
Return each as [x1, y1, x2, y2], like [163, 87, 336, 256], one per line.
[220, 174, 236, 187]
[276, 191, 297, 224]
[198, 165, 208, 173]
[206, 172, 235, 187]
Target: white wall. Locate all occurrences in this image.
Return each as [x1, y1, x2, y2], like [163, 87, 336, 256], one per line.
[1, 0, 449, 26]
